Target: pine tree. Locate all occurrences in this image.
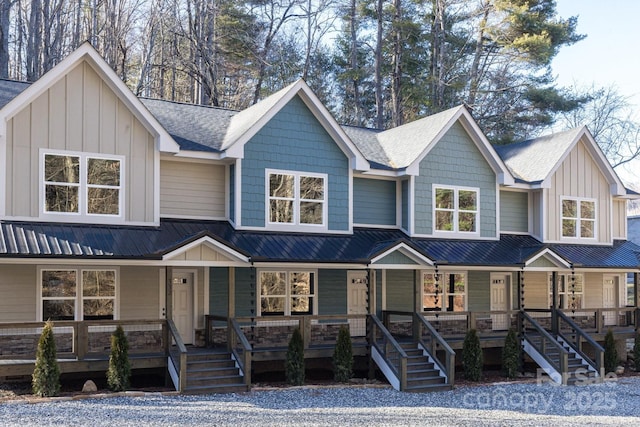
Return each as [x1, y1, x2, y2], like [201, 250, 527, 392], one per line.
[462, 329, 483, 381]
[285, 327, 305, 386]
[502, 329, 520, 378]
[107, 325, 131, 391]
[604, 329, 618, 374]
[32, 320, 60, 397]
[333, 326, 353, 382]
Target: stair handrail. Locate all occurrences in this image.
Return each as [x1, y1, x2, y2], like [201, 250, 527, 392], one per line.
[228, 318, 252, 388]
[556, 310, 604, 377]
[520, 311, 569, 384]
[413, 312, 455, 385]
[166, 319, 188, 392]
[368, 314, 408, 390]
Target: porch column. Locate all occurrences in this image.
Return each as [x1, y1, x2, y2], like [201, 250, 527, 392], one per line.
[368, 269, 376, 315]
[551, 271, 558, 334]
[413, 270, 421, 341]
[516, 271, 523, 310]
[635, 273, 639, 331]
[166, 266, 173, 320]
[228, 267, 236, 318]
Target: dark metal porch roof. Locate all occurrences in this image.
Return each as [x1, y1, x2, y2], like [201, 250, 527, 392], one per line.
[0, 219, 639, 268]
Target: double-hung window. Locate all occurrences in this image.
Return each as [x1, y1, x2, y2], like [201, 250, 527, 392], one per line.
[41, 269, 117, 321]
[259, 270, 315, 316]
[561, 197, 596, 239]
[43, 151, 123, 218]
[434, 186, 479, 234]
[267, 170, 326, 228]
[549, 274, 583, 309]
[422, 272, 467, 312]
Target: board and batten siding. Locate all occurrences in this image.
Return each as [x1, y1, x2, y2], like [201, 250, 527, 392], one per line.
[318, 270, 347, 315]
[119, 266, 161, 320]
[4, 60, 156, 223]
[546, 139, 612, 243]
[523, 272, 549, 309]
[500, 191, 528, 233]
[0, 265, 37, 322]
[385, 270, 414, 312]
[353, 178, 396, 226]
[612, 199, 627, 240]
[160, 160, 226, 219]
[414, 121, 497, 237]
[240, 95, 350, 231]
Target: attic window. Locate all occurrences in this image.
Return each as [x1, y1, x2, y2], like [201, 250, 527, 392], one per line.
[433, 185, 479, 234]
[561, 197, 596, 239]
[267, 169, 326, 228]
[43, 151, 123, 218]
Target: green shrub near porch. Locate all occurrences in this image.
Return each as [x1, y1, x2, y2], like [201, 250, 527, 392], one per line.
[32, 320, 60, 397]
[502, 329, 520, 379]
[107, 325, 131, 391]
[604, 329, 618, 374]
[333, 326, 353, 382]
[462, 329, 483, 381]
[634, 333, 640, 372]
[285, 327, 305, 386]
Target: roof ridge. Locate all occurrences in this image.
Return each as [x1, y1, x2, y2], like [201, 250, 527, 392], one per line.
[140, 96, 241, 113]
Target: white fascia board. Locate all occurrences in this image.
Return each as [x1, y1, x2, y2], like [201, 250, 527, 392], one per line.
[162, 236, 250, 264]
[0, 120, 6, 217]
[170, 150, 223, 161]
[369, 242, 434, 266]
[524, 248, 571, 269]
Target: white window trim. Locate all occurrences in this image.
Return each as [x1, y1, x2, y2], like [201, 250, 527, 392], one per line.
[432, 184, 480, 237]
[265, 168, 328, 231]
[40, 149, 125, 223]
[257, 269, 318, 316]
[37, 266, 120, 321]
[422, 270, 468, 312]
[560, 196, 597, 241]
[548, 273, 584, 310]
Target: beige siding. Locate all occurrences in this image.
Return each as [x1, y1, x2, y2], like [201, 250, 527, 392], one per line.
[169, 244, 235, 262]
[4, 60, 156, 223]
[584, 272, 603, 309]
[532, 191, 542, 239]
[119, 266, 161, 320]
[546, 138, 612, 243]
[523, 272, 549, 309]
[160, 160, 226, 218]
[0, 265, 37, 322]
[612, 199, 627, 239]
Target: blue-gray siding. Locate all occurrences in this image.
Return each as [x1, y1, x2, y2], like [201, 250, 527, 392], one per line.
[209, 267, 229, 316]
[234, 267, 255, 317]
[353, 178, 396, 226]
[467, 270, 490, 311]
[414, 121, 497, 237]
[373, 251, 418, 265]
[318, 269, 347, 315]
[240, 96, 350, 231]
[385, 270, 414, 312]
[500, 190, 528, 233]
[401, 180, 409, 231]
[229, 164, 235, 223]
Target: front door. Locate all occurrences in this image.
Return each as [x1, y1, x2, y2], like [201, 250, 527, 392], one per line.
[490, 274, 509, 331]
[172, 273, 194, 344]
[603, 275, 617, 326]
[347, 271, 368, 336]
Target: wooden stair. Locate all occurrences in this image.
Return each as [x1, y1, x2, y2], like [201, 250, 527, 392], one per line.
[399, 342, 452, 392]
[527, 334, 598, 385]
[184, 351, 248, 394]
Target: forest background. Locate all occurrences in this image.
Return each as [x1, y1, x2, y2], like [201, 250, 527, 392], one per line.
[0, 0, 638, 199]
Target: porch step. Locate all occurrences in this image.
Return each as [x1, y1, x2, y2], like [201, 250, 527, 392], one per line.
[183, 351, 248, 394]
[398, 342, 452, 393]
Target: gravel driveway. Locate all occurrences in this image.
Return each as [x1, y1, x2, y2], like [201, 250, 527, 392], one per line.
[2, 377, 640, 426]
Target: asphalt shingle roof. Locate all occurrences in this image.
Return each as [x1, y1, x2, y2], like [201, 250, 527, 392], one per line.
[0, 79, 30, 109]
[1, 219, 638, 268]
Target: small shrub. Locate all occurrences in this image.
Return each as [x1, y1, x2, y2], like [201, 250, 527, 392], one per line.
[285, 328, 305, 386]
[333, 326, 353, 382]
[32, 320, 60, 397]
[502, 328, 520, 379]
[462, 329, 483, 381]
[107, 325, 131, 391]
[634, 332, 640, 372]
[604, 329, 618, 374]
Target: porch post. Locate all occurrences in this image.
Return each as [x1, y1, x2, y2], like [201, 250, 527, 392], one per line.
[166, 266, 173, 320]
[228, 267, 236, 318]
[413, 269, 421, 341]
[551, 271, 558, 335]
[368, 269, 376, 315]
[635, 273, 639, 330]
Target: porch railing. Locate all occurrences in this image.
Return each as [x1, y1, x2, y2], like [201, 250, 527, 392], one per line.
[206, 314, 368, 350]
[557, 307, 639, 334]
[413, 312, 455, 385]
[166, 319, 187, 392]
[229, 318, 252, 388]
[0, 319, 167, 360]
[520, 310, 569, 385]
[556, 310, 604, 377]
[368, 314, 408, 391]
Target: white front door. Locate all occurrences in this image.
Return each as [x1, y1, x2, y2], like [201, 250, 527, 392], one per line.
[172, 273, 194, 344]
[603, 275, 617, 326]
[347, 271, 368, 336]
[490, 274, 509, 331]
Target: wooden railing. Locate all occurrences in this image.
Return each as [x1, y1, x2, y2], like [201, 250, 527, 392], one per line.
[521, 310, 569, 385]
[557, 307, 639, 334]
[556, 310, 604, 377]
[166, 319, 188, 392]
[229, 318, 252, 388]
[413, 312, 455, 385]
[368, 314, 408, 391]
[0, 319, 166, 360]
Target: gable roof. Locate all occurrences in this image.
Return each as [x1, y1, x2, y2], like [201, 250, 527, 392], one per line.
[0, 79, 30, 108]
[0, 42, 179, 154]
[495, 126, 626, 195]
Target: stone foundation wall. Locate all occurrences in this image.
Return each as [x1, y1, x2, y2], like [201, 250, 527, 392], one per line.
[0, 333, 73, 357]
[309, 324, 344, 346]
[87, 330, 164, 353]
